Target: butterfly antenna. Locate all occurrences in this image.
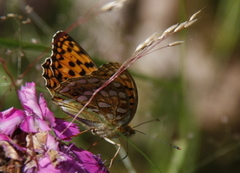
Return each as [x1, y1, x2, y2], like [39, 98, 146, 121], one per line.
[133, 118, 160, 128]
[135, 130, 182, 150]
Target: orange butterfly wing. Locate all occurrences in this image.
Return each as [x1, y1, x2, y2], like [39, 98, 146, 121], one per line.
[42, 31, 138, 138]
[42, 31, 98, 95]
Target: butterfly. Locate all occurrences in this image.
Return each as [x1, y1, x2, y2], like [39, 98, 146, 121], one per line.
[41, 31, 138, 167]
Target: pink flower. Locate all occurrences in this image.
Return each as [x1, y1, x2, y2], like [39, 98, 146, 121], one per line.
[54, 118, 80, 141]
[0, 82, 108, 173]
[18, 82, 55, 132]
[0, 107, 25, 136]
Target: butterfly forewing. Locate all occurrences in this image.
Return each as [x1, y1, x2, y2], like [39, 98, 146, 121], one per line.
[51, 32, 98, 79]
[42, 31, 98, 94]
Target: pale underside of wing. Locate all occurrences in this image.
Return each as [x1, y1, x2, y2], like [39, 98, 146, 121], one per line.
[53, 62, 138, 129]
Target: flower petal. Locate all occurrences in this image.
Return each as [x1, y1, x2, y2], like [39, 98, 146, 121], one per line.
[39, 93, 55, 127]
[0, 107, 25, 136]
[20, 116, 51, 133]
[18, 82, 43, 119]
[63, 145, 109, 173]
[53, 119, 80, 141]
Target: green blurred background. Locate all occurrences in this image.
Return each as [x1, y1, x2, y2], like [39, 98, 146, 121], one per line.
[0, 0, 240, 172]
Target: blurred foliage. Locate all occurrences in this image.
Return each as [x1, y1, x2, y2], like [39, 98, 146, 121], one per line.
[0, 0, 240, 173]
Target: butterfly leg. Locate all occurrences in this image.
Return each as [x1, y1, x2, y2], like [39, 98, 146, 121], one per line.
[103, 137, 121, 169]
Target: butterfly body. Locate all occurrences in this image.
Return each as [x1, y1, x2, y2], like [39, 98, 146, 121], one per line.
[42, 31, 138, 139]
